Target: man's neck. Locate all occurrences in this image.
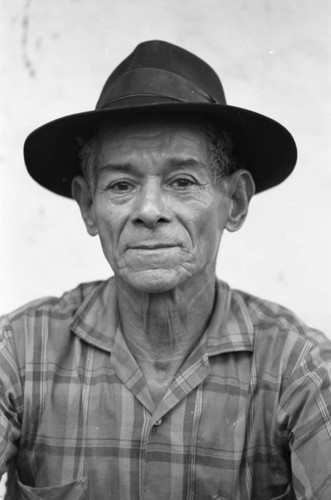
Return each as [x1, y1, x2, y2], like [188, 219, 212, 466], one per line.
[115, 271, 217, 405]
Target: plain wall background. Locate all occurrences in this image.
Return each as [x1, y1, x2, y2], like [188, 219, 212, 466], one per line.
[0, 0, 330, 496]
[1, 0, 330, 333]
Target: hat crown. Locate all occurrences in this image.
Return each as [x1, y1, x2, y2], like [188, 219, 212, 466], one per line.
[96, 40, 226, 109]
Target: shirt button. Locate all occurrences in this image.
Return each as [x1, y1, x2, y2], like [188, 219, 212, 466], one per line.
[153, 418, 163, 426]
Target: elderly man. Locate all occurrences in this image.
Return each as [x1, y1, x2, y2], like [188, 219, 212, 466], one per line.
[1, 41, 331, 500]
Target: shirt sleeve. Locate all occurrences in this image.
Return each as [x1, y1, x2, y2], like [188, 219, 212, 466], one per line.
[0, 316, 23, 477]
[278, 337, 331, 498]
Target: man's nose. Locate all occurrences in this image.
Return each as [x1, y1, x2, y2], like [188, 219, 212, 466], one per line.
[133, 182, 170, 228]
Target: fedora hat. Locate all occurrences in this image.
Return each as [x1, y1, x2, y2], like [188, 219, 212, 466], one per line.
[24, 40, 297, 197]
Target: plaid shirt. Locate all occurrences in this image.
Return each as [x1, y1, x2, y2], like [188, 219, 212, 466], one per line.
[1, 278, 331, 500]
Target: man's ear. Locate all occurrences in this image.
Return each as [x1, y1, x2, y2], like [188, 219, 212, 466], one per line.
[71, 176, 98, 236]
[225, 169, 255, 232]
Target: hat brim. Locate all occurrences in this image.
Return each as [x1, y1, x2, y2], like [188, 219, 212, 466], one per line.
[24, 102, 297, 197]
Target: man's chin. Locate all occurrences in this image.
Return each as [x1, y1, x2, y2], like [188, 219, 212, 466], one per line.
[118, 269, 185, 294]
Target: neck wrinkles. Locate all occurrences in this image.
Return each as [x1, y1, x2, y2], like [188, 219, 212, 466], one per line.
[115, 271, 216, 364]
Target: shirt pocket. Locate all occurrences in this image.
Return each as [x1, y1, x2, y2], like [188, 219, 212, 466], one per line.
[269, 483, 294, 500]
[15, 476, 88, 500]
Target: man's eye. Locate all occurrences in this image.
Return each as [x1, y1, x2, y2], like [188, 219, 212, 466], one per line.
[108, 181, 134, 192]
[171, 178, 195, 188]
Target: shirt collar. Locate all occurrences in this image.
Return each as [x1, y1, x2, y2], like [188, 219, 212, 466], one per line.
[206, 280, 254, 355]
[71, 279, 118, 352]
[71, 278, 255, 355]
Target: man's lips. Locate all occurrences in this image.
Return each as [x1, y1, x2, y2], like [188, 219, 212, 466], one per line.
[128, 243, 179, 250]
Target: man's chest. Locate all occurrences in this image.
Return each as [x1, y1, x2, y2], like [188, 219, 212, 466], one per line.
[14, 347, 292, 500]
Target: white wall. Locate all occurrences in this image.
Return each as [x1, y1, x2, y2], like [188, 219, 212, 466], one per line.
[1, 0, 330, 339]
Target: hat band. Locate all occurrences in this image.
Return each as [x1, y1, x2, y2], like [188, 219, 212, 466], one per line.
[96, 68, 218, 109]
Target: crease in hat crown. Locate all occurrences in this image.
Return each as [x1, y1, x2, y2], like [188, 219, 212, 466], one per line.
[96, 40, 226, 110]
[23, 39, 297, 198]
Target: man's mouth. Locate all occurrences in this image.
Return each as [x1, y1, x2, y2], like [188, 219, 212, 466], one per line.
[129, 243, 178, 250]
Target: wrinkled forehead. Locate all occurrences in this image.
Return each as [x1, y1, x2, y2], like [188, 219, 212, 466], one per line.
[86, 117, 214, 173]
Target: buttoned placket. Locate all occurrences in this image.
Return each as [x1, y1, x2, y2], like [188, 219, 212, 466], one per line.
[143, 354, 210, 499]
[108, 320, 211, 499]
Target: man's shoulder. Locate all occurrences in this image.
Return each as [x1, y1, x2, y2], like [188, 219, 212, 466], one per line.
[228, 284, 328, 346]
[221, 284, 331, 383]
[0, 279, 114, 371]
[1, 279, 109, 328]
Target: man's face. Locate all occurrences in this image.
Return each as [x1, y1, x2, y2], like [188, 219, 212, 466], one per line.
[84, 119, 235, 293]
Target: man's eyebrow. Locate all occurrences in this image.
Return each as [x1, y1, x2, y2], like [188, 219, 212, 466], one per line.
[167, 157, 208, 170]
[99, 163, 134, 174]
